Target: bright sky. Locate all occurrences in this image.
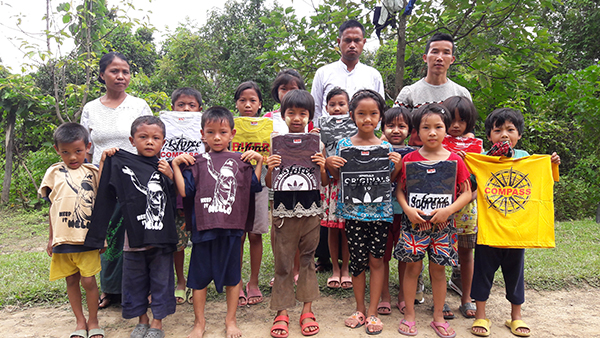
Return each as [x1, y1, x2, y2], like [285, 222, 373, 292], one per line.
[0, 0, 379, 73]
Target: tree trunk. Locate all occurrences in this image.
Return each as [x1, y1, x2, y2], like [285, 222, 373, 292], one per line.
[1, 111, 16, 203]
[394, 12, 408, 98]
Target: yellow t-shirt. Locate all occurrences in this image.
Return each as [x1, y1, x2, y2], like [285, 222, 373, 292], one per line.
[231, 117, 273, 164]
[39, 163, 99, 246]
[464, 153, 559, 248]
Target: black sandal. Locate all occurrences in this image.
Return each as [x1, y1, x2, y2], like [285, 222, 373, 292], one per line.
[98, 294, 112, 309]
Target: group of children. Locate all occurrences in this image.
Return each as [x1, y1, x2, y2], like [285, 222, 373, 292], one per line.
[41, 66, 560, 338]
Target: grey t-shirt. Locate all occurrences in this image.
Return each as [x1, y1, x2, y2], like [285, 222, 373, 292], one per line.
[394, 78, 472, 108]
[394, 78, 472, 146]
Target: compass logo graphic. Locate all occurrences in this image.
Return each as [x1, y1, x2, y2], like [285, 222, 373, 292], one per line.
[483, 167, 532, 216]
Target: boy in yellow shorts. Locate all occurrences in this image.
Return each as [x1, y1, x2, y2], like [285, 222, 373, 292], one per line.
[40, 123, 104, 338]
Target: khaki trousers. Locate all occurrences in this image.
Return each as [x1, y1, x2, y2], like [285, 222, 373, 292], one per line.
[270, 215, 320, 310]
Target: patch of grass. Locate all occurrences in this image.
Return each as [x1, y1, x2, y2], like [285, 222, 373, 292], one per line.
[0, 206, 49, 254]
[1, 205, 599, 308]
[0, 251, 68, 307]
[525, 219, 600, 290]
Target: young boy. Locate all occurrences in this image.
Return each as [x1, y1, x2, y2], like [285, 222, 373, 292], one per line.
[469, 108, 560, 337]
[85, 116, 178, 338]
[171, 106, 263, 338]
[39, 122, 104, 338]
[161, 87, 204, 305]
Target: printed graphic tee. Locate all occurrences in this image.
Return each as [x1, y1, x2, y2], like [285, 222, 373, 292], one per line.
[231, 117, 273, 164]
[183, 152, 257, 232]
[336, 138, 395, 222]
[271, 133, 321, 191]
[400, 151, 470, 228]
[39, 163, 99, 246]
[160, 110, 205, 161]
[339, 145, 392, 204]
[85, 150, 177, 249]
[442, 135, 483, 154]
[464, 152, 559, 248]
[319, 115, 358, 157]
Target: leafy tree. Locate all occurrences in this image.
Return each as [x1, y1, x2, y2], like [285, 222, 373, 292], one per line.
[373, 0, 561, 112]
[154, 0, 278, 110]
[541, 0, 600, 74]
[106, 26, 159, 76]
[0, 69, 54, 204]
[259, 0, 373, 89]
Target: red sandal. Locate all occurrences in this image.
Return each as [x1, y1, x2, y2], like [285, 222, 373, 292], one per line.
[271, 315, 289, 338]
[299, 312, 319, 336]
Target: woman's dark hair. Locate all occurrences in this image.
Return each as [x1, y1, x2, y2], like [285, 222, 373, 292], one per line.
[280, 90, 315, 121]
[348, 89, 387, 119]
[442, 96, 477, 134]
[412, 103, 452, 132]
[98, 52, 129, 84]
[383, 106, 412, 133]
[271, 69, 306, 103]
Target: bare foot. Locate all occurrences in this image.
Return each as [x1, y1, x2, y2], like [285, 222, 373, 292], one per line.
[226, 320, 242, 338]
[187, 320, 206, 338]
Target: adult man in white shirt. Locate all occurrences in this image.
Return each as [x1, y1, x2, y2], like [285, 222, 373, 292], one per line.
[311, 20, 385, 126]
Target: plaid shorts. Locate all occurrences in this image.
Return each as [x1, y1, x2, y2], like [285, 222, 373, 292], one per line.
[457, 233, 477, 249]
[394, 214, 458, 267]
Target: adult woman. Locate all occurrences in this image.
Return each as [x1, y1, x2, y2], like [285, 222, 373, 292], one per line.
[81, 52, 152, 308]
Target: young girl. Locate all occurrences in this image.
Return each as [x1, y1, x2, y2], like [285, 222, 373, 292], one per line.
[395, 103, 472, 337]
[233, 81, 268, 307]
[264, 69, 308, 134]
[326, 89, 402, 335]
[266, 89, 328, 338]
[319, 87, 353, 290]
[442, 96, 480, 319]
[378, 107, 415, 315]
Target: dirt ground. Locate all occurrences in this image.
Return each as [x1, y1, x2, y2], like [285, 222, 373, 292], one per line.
[2, 285, 599, 338]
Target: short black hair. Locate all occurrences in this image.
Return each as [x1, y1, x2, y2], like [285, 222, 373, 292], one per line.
[442, 96, 477, 134]
[412, 103, 452, 132]
[425, 32, 455, 55]
[201, 106, 235, 130]
[271, 69, 306, 103]
[326, 87, 350, 104]
[383, 106, 413, 134]
[339, 19, 365, 38]
[54, 123, 89, 147]
[130, 116, 166, 138]
[348, 89, 387, 120]
[171, 87, 203, 107]
[234, 81, 263, 115]
[98, 52, 129, 84]
[484, 108, 525, 137]
[280, 90, 315, 121]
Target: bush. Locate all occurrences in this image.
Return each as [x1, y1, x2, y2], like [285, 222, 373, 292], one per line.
[554, 175, 600, 221]
[0, 146, 58, 208]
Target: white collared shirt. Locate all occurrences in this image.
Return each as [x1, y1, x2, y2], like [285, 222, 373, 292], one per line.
[311, 59, 385, 126]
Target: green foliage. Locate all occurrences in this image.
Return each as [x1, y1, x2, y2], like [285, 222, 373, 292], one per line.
[154, 0, 278, 109]
[259, 0, 375, 88]
[4, 147, 59, 208]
